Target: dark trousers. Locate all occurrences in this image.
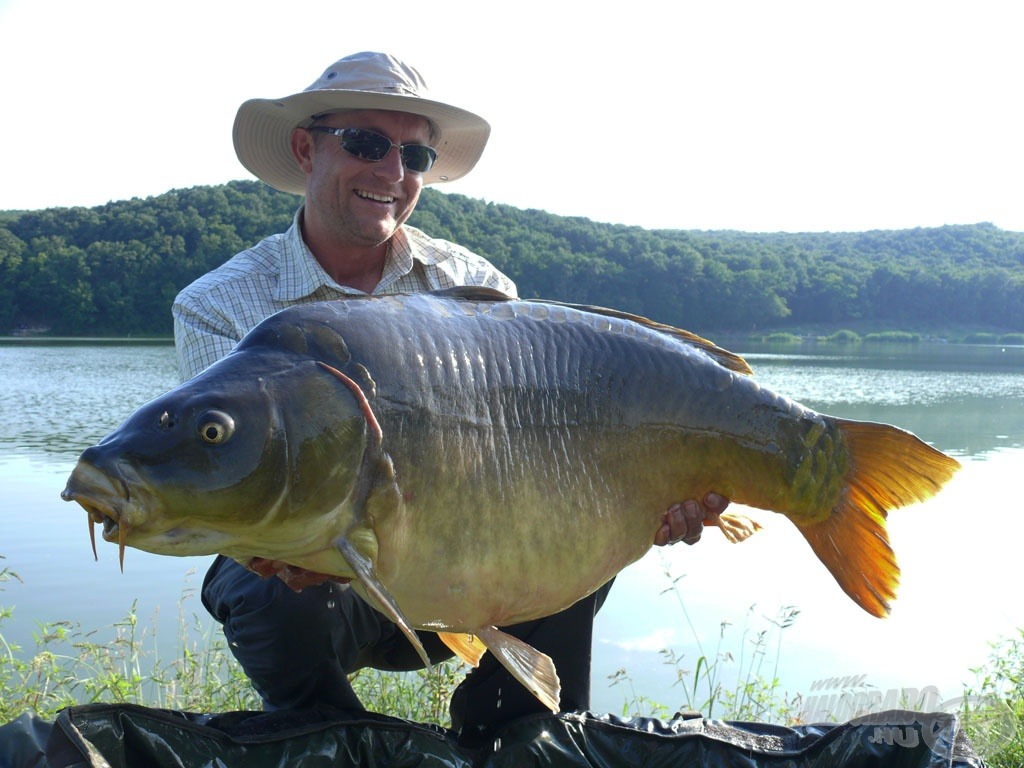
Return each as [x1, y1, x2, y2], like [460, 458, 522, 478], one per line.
[202, 556, 613, 746]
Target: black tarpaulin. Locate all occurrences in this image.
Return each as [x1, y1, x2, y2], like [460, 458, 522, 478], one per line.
[0, 704, 985, 768]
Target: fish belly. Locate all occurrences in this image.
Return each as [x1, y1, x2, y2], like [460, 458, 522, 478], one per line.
[344, 321, 806, 626]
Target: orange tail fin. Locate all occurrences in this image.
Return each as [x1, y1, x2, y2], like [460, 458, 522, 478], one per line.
[796, 420, 960, 618]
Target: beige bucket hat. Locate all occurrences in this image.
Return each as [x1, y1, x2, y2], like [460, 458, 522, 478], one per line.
[233, 51, 490, 194]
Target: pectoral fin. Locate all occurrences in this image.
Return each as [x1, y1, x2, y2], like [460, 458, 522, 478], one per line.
[335, 535, 431, 668]
[710, 510, 763, 543]
[474, 626, 560, 713]
[438, 632, 487, 667]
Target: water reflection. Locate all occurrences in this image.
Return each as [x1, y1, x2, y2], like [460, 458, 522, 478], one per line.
[739, 339, 1024, 373]
[737, 343, 1024, 457]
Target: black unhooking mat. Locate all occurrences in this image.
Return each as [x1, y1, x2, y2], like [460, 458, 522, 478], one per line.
[0, 704, 986, 768]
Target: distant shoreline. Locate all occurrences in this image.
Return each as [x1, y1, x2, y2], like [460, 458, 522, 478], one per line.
[0, 336, 173, 345]
[4, 330, 1023, 347]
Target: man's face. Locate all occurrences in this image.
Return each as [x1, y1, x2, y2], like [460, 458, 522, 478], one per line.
[295, 109, 434, 248]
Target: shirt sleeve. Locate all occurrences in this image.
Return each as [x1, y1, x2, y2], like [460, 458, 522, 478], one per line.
[172, 294, 242, 382]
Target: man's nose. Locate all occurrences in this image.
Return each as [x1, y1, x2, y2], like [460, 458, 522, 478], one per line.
[373, 145, 405, 181]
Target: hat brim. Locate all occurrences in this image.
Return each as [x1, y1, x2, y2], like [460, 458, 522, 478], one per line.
[233, 90, 491, 194]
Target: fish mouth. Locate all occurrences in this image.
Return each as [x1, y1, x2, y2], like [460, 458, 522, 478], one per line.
[62, 460, 133, 570]
[86, 502, 125, 557]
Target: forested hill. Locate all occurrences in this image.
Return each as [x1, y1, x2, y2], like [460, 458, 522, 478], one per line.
[1, 180, 1021, 337]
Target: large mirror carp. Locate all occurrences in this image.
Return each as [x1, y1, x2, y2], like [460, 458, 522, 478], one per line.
[63, 288, 960, 711]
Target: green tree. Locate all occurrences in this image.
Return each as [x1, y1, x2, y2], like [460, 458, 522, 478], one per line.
[19, 236, 95, 333]
[0, 228, 25, 331]
[2, 182, 1022, 336]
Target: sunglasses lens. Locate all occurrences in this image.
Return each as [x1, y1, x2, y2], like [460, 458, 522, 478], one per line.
[337, 128, 437, 173]
[401, 145, 437, 173]
[340, 129, 391, 161]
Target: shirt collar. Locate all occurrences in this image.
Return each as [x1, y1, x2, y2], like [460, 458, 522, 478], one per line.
[376, 227, 417, 293]
[275, 208, 343, 302]
[275, 208, 435, 300]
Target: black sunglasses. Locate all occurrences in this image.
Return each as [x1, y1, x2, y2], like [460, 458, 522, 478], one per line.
[306, 126, 438, 173]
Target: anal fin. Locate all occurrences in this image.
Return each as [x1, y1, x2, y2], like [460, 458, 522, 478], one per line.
[335, 536, 431, 667]
[475, 626, 560, 713]
[438, 632, 487, 667]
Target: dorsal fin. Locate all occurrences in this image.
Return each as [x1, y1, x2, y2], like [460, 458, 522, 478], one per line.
[429, 289, 753, 376]
[556, 301, 753, 375]
[569, 307, 753, 378]
[430, 286, 515, 301]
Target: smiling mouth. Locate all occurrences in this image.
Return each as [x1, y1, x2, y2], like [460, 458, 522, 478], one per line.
[355, 190, 395, 204]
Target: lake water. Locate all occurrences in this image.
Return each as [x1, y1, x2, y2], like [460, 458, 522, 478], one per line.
[1, 339, 1022, 720]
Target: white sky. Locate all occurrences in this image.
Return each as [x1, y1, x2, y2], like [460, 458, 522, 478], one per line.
[1, 0, 1022, 233]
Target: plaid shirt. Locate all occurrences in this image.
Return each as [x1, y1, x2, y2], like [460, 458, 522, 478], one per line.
[173, 208, 517, 380]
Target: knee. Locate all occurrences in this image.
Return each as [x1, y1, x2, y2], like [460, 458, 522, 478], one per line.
[202, 557, 283, 625]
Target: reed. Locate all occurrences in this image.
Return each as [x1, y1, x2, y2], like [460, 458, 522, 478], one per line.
[2, 558, 1020, 765]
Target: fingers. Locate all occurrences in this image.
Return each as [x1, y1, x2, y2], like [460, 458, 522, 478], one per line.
[654, 501, 702, 546]
[677, 500, 704, 545]
[653, 493, 732, 547]
[653, 517, 673, 547]
[703, 492, 730, 515]
[244, 557, 347, 591]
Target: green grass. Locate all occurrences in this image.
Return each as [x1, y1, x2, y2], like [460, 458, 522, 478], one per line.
[2, 558, 1022, 764]
[862, 330, 922, 343]
[729, 323, 1024, 346]
[347, 662, 467, 725]
[608, 565, 801, 722]
[756, 332, 803, 344]
[0, 566, 262, 721]
[962, 331, 1024, 345]
[605, 564, 1024, 765]
[820, 329, 862, 344]
[963, 332, 1001, 344]
[959, 629, 1024, 766]
[0, 560, 471, 725]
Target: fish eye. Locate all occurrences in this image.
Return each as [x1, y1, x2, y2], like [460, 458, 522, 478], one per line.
[197, 410, 235, 445]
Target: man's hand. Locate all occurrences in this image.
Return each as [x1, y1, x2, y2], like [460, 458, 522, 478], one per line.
[654, 493, 730, 547]
[246, 557, 352, 591]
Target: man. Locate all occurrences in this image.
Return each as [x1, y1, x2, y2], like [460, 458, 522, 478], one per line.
[173, 51, 729, 747]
